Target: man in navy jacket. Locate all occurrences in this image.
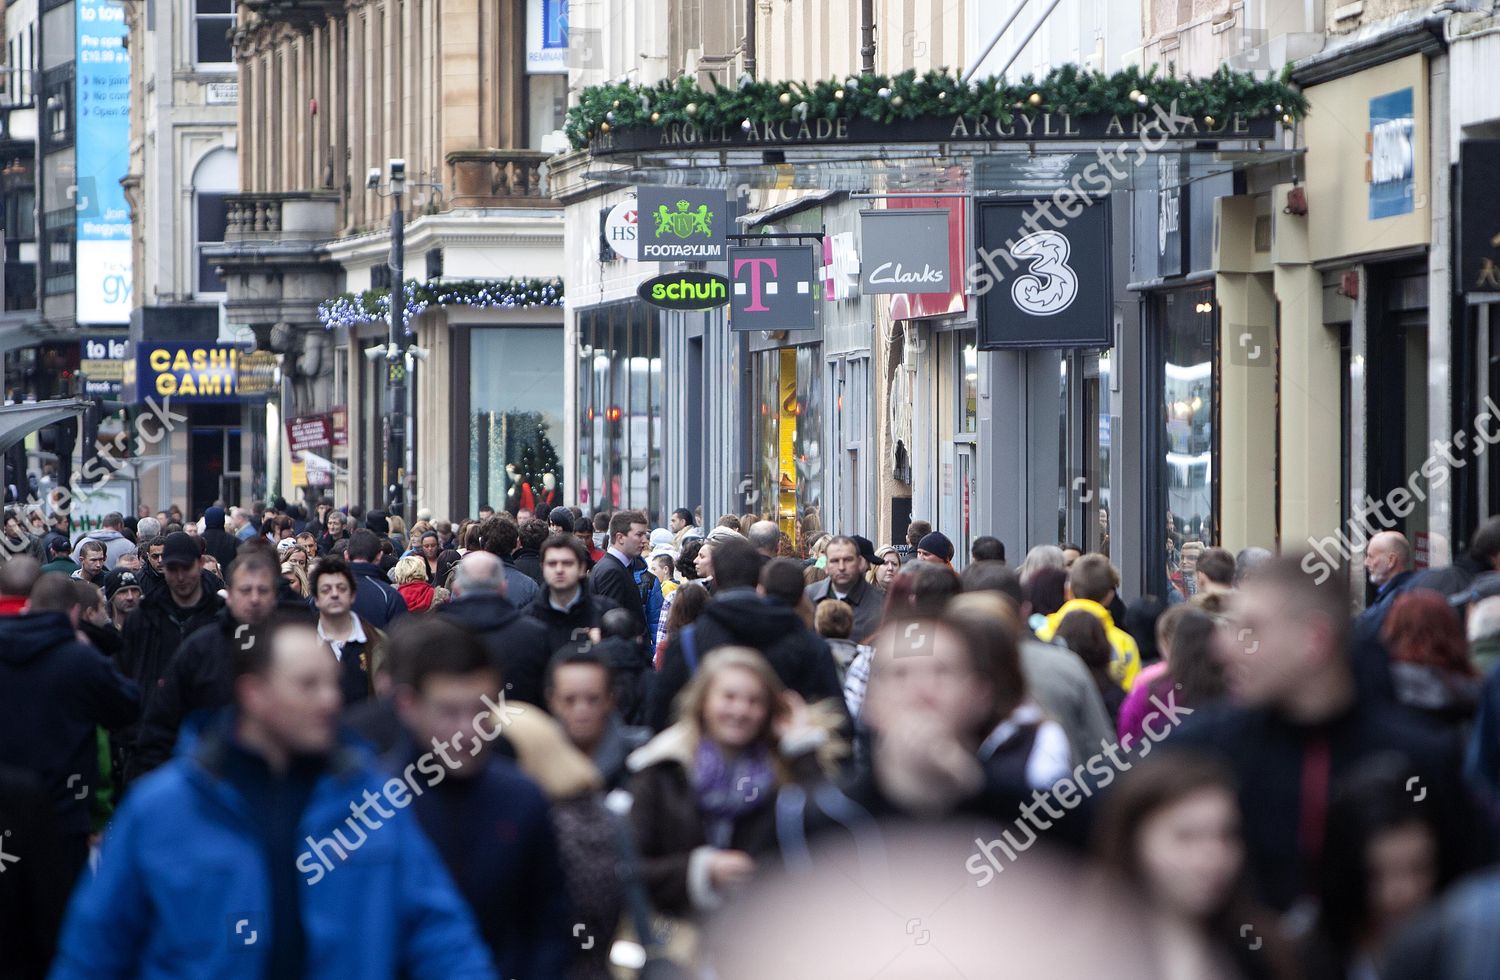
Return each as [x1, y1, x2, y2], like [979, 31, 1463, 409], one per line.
[347, 528, 407, 628]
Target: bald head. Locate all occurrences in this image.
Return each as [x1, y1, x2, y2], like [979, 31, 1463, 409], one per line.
[451, 550, 507, 598]
[0, 557, 41, 598]
[1364, 531, 1412, 587]
[747, 520, 781, 557]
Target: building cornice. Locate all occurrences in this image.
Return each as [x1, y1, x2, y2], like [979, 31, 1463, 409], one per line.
[1290, 11, 1448, 87]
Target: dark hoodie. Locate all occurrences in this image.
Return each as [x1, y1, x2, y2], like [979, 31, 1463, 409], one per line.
[0, 612, 139, 836]
[436, 594, 553, 707]
[644, 588, 849, 732]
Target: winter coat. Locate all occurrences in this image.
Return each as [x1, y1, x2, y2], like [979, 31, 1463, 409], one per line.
[115, 575, 223, 761]
[437, 594, 554, 708]
[49, 720, 497, 979]
[350, 560, 407, 629]
[393, 740, 570, 980]
[804, 575, 885, 643]
[589, 552, 660, 637]
[1036, 598, 1143, 690]
[1019, 637, 1116, 766]
[645, 589, 849, 733]
[525, 589, 620, 655]
[625, 724, 780, 918]
[0, 763, 75, 979]
[398, 580, 444, 612]
[198, 527, 240, 570]
[511, 549, 545, 587]
[0, 612, 140, 837]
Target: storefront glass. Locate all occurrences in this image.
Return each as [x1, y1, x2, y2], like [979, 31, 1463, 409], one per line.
[751, 345, 822, 551]
[575, 302, 662, 518]
[1158, 286, 1218, 600]
[470, 326, 565, 516]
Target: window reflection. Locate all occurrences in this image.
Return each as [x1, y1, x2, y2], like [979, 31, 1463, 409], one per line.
[1161, 288, 1217, 602]
[574, 303, 664, 517]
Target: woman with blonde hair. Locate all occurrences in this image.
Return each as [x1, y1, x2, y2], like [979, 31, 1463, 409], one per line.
[280, 561, 309, 598]
[390, 553, 448, 611]
[627, 647, 842, 923]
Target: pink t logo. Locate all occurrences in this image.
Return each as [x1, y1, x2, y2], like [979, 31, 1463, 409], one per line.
[733, 257, 778, 312]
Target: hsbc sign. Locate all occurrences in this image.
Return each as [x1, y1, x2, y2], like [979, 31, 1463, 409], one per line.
[601, 197, 638, 261]
[727, 245, 818, 331]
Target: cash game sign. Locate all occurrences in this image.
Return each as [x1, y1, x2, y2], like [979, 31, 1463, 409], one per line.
[637, 188, 728, 261]
[122, 343, 272, 403]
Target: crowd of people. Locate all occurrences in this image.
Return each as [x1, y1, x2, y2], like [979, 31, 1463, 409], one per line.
[2, 496, 1500, 978]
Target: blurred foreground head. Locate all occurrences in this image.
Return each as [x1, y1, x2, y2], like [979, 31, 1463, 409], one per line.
[704, 824, 1175, 979]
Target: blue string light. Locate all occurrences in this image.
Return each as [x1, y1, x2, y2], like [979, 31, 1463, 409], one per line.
[318, 277, 565, 330]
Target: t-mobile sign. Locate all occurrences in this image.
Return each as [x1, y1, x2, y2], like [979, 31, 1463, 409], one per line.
[727, 245, 818, 330]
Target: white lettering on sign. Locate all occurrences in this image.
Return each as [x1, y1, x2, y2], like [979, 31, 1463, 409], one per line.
[868, 261, 946, 286]
[1158, 155, 1180, 255]
[1371, 117, 1414, 185]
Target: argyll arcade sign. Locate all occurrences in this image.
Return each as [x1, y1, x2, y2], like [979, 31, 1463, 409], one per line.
[592, 103, 1276, 156]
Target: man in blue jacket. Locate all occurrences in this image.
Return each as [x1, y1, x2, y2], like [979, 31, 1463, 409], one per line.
[49, 611, 495, 979]
[346, 528, 407, 628]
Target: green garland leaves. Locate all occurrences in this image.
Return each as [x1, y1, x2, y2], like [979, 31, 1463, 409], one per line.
[567, 64, 1307, 149]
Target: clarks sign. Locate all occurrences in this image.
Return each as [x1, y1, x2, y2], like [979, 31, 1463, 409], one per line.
[638, 272, 731, 311]
[592, 105, 1276, 155]
[860, 209, 951, 295]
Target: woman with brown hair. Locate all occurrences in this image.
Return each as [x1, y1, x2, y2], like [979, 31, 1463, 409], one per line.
[625, 647, 841, 923]
[1093, 753, 1295, 980]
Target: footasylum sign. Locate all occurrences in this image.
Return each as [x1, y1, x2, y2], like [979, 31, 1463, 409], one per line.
[638, 271, 730, 311]
[637, 188, 727, 261]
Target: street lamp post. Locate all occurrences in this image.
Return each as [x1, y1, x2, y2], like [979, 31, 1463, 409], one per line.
[366, 158, 438, 525]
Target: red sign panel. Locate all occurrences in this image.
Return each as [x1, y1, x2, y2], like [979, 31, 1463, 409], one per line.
[286, 415, 332, 454]
[889, 193, 968, 320]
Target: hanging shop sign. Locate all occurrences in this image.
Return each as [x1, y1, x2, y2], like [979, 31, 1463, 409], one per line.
[637, 188, 728, 261]
[1156, 152, 1186, 278]
[728, 245, 818, 331]
[822, 232, 861, 302]
[1459, 140, 1500, 295]
[974, 199, 1112, 349]
[121, 344, 273, 403]
[638, 271, 731, 311]
[859, 209, 951, 295]
[286, 415, 332, 454]
[1368, 88, 1416, 220]
[78, 336, 128, 396]
[602, 197, 639, 261]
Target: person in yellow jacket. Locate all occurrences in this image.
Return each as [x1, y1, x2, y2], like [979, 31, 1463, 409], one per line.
[1035, 554, 1141, 690]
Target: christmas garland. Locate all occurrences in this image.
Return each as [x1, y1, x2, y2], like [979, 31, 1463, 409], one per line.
[567, 64, 1307, 149]
[318, 277, 564, 330]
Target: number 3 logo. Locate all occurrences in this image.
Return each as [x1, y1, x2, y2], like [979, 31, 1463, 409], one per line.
[1009, 231, 1078, 316]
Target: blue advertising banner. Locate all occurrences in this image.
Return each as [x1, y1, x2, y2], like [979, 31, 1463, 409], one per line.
[75, 0, 133, 323]
[1369, 88, 1416, 221]
[123, 344, 266, 403]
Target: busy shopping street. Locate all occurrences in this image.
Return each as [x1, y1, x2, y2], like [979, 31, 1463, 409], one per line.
[4, 0, 1500, 977]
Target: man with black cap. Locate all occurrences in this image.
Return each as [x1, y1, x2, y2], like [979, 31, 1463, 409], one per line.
[916, 531, 956, 569]
[103, 567, 145, 631]
[39, 533, 79, 576]
[199, 505, 240, 570]
[804, 534, 885, 642]
[116, 531, 223, 772]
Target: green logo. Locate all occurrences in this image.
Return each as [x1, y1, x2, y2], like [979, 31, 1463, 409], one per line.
[653, 200, 714, 240]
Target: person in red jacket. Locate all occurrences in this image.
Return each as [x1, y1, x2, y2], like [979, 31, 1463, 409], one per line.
[0, 556, 39, 615]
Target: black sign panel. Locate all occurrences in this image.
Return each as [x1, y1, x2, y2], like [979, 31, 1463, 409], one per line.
[637, 188, 728, 261]
[638, 271, 730, 311]
[1156, 152, 1185, 279]
[727, 245, 818, 331]
[1460, 140, 1500, 295]
[974, 199, 1112, 349]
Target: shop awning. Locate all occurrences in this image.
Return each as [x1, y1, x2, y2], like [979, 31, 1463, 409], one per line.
[0, 397, 91, 454]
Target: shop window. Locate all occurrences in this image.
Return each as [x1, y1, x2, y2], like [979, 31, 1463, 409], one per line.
[574, 302, 662, 517]
[192, 148, 237, 295]
[470, 327, 565, 517]
[1160, 287, 1218, 601]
